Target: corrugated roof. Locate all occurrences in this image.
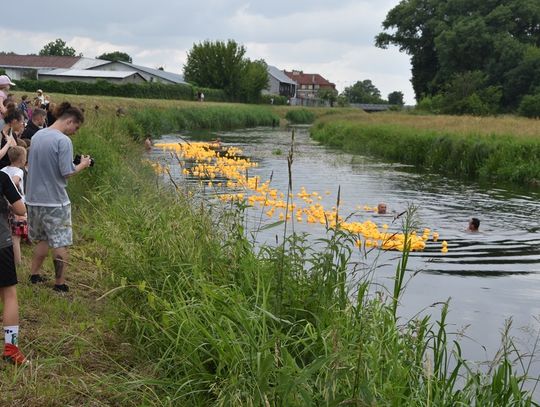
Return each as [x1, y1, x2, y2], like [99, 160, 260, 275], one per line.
[98, 61, 186, 84]
[38, 69, 145, 79]
[267, 65, 297, 85]
[71, 58, 111, 70]
[0, 54, 81, 69]
[284, 70, 335, 88]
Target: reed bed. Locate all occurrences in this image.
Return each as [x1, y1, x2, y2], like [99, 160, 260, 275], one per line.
[285, 108, 317, 124]
[311, 116, 540, 187]
[316, 111, 540, 139]
[60, 107, 538, 405]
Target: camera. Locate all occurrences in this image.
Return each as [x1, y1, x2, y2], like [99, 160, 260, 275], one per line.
[73, 154, 95, 167]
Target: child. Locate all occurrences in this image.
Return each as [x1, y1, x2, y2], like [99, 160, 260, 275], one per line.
[0, 167, 27, 364]
[2, 146, 27, 265]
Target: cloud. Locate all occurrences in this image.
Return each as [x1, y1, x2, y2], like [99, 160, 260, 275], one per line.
[226, 1, 390, 45]
[0, 0, 415, 103]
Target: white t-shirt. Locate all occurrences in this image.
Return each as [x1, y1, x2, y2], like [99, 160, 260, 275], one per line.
[1, 166, 25, 202]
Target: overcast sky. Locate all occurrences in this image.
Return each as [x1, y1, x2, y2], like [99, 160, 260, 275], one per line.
[0, 0, 414, 103]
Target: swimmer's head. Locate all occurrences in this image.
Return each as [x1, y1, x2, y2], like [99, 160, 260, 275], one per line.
[468, 217, 480, 231]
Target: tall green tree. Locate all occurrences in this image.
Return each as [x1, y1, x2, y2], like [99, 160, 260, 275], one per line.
[240, 59, 269, 103]
[97, 51, 132, 63]
[376, 0, 540, 112]
[183, 40, 248, 101]
[388, 91, 404, 105]
[39, 38, 78, 57]
[342, 80, 385, 104]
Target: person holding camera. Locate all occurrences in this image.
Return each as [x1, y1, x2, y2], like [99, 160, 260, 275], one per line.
[26, 102, 92, 293]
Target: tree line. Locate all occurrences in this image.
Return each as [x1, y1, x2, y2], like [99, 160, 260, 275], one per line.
[376, 0, 540, 116]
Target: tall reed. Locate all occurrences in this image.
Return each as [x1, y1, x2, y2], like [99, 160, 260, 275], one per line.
[67, 109, 538, 405]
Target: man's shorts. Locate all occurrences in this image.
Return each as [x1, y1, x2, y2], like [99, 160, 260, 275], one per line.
[28, 205, 72, 248]
[0, 245, 17, 287]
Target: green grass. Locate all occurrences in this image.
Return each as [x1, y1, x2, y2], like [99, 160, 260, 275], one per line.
[310, 118, 540, 187]
[2, 103, 537, 405]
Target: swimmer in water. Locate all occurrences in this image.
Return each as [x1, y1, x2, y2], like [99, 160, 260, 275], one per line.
[467, 217, 480, 232]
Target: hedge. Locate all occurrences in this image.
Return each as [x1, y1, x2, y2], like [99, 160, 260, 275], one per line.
[13, 79, 227, 102]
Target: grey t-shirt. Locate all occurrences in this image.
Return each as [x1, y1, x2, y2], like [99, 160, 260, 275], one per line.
[26, 127, 76, 207]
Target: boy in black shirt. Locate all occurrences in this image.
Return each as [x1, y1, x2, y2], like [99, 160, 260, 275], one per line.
[0, 171, 28, 364]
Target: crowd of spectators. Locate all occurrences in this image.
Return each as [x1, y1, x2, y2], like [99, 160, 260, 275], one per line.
[0, 75, 92, 365]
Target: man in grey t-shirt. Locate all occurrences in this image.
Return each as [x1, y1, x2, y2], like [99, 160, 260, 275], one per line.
[26, 103, 91, 293]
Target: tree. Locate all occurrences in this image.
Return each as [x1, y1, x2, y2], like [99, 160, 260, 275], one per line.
[376, 0, 540, 112]
[388, 91, 404, 105]
[183, 40, 268, 102]
[318, 88, 338, 107]
[39, 38, 78, 57]
[97, 51, 132, 63]
[183, 40, 247, 100]
[342, 80, 385, 104]
[240, 59, 268, 103]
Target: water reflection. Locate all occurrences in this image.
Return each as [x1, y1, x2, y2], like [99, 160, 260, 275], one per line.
[151, 126, 540, 388]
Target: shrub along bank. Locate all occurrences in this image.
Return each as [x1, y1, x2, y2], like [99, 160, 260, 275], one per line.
[21, 104, 535, 405]
[311, 118, 540, 187]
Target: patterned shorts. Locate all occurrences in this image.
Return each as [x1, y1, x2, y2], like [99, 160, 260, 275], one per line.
[28, 205, 72, 248]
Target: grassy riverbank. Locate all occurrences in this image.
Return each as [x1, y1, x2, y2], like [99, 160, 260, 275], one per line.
[1, 99, 538, 405]
[311, 112, 540, 187]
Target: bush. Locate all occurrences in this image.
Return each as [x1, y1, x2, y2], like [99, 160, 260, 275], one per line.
[518, 93, 540, 118]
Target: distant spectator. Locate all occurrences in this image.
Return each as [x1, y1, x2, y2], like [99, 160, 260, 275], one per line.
[18, 95, 29, 122]
[46, 102, 57, 127]
[200, 92, 205, 102]
[28, 98, 41, 122]
[144, 136, 153, 151]
[21, 108, 46, 141]
[116, 107, 126, 117]
[36, 89, 45, 107]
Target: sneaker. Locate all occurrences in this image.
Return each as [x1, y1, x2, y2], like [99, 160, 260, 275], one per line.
[3, 343, 29, 365]
[30, 274, 47, 284]
[53, 284, 69, 293]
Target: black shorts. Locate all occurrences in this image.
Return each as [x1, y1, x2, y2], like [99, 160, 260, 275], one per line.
[0, 245, 16, 287]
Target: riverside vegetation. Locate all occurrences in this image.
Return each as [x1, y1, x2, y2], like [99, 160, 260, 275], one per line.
[311, 112, 540, 187]
[1, 96, 539, 405]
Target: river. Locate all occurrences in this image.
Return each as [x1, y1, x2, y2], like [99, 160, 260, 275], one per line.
[151, 126, 540, 388]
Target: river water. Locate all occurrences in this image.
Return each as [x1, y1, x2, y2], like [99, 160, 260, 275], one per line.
[151, 126, 540, 387]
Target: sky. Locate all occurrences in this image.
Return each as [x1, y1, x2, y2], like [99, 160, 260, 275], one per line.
[0, 0, 414, 104]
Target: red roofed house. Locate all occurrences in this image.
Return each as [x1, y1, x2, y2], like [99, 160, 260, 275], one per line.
[284, 70, 336, 105]
[0, 54, 186, 85]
